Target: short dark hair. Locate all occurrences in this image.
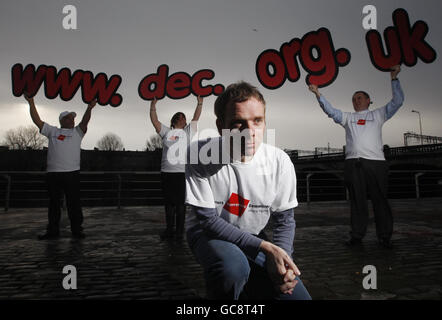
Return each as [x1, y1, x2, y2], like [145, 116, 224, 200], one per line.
[214, 81, 266, 121]
[170, 112, 185, 128]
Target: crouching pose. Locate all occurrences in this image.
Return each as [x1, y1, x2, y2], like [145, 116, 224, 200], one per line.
[185, 82, 311, 300]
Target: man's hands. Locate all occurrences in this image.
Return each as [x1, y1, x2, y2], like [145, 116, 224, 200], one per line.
[260, 241, 301, 295]
[79, 99, 98, 134]
[390, 64, 401, 80]
[23, 91, 34, 104]
[88, 99, 97, 109]
[279, 269, 298, 294]
[23, 91, 43, 130]
[308, 84, 321, 99]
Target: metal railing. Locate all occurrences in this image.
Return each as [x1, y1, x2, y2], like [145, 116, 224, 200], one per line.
[290, 143, 442, 161]
[0, 171, 162, 212]
[1, 170, 441, 211]
[297, 169, 442, 204]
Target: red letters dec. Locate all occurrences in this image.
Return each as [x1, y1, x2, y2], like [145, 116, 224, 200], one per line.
[11, 64, 123, 107]
[366, 8, 437, 71]
[138, 64, 225, 100]
[255, 28, 351, 89]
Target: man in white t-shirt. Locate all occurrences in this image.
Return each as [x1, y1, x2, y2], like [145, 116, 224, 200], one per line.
[185, 82, 311, 299]
[308, 65, 404, 248]
[23, 92, 97, 240]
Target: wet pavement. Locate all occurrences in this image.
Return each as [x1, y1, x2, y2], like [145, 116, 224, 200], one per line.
[0, 198, 441, 300]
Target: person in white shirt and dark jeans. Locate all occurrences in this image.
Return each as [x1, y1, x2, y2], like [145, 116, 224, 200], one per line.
[23, 92, 97, 240]
[185, 82, 311, 299]
[149, 96, 203, 240]
[308, 65, 404, 248]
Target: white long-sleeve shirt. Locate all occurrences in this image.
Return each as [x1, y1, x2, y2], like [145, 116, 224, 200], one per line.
[317, 79, 404, 160]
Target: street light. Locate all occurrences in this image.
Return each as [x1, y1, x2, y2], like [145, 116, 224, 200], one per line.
[411, 110, 423, 145]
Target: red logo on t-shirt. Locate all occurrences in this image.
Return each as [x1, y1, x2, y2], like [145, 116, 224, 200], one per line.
[357, 119, 366, 125]
[57, 135, 66, 141]
[223, 193, 250, 217]
[169, 136, 179, 141]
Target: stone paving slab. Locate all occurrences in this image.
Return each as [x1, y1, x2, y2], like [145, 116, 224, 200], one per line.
[0, 198, 441, 300]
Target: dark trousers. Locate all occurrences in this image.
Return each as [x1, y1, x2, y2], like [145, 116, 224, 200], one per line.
[161, 172, 186, 235]
[344, 158, 393, 241]
[188, 233, 311, 300]
[46, 171, 83, 235]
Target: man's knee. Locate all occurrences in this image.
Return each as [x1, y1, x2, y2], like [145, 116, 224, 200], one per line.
[205, 247, 250, 299]
[207, 250, 250, 281]
[223, 256, 250, 284]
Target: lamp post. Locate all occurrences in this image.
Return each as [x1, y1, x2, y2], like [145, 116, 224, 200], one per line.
[411, 110, 423, 145]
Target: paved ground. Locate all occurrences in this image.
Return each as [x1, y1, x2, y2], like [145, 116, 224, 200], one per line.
[0, 198, 441, 300]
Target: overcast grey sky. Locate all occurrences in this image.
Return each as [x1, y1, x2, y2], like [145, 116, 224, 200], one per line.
[1, 0, 441, 151]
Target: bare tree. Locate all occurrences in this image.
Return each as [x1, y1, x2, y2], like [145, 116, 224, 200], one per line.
[3, 125, 47, 150]
[145, 134, 163, 151]
[96, 133, 124, 151]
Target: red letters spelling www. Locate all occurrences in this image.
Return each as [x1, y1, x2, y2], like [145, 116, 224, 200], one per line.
[11, 64, 123, 107]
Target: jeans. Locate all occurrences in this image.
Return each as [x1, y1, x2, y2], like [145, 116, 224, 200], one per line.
[188, 233, 312, 300]
[46, 171, 83, 234]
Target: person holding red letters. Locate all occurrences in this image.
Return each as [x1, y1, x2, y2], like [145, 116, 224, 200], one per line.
[308, 65, 404, 248]
[149, 95, 203, 240]
[23, 92, 97, 240]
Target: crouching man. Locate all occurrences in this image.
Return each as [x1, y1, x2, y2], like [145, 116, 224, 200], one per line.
[185, 82, 311, 300]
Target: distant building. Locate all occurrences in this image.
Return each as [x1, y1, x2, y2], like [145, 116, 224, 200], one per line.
[404, 131, 442, 146]
[285, 145, 344, 158]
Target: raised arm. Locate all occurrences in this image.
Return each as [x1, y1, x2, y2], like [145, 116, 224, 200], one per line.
[24, 92, 44, 131]
[308, 84, 343, 124]
[149, 97, 162, 133]
[385, 65, 404, 120]
[191, 95, 203, 122]
[78, 99, 97, 134]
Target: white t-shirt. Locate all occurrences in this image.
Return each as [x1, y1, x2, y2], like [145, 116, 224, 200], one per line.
[318, 80, 404, 161]
[185, 137, 298, 235]
[340, 107, 387, 160]
[159, 122, 195, 173]
[40, 123, 85, 172]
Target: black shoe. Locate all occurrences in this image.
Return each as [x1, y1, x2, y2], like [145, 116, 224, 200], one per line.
[38, 232, 59, 240]
[378, 238, 393, 249]
[345, 237, 362, 246]
[72, 231, 86, 239]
